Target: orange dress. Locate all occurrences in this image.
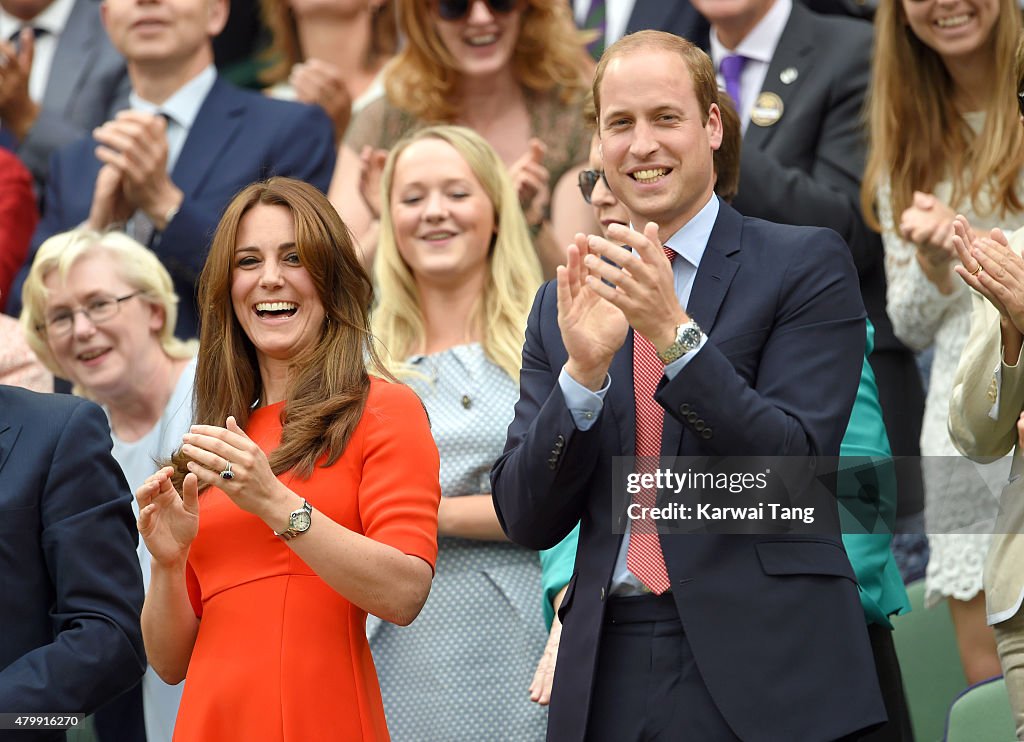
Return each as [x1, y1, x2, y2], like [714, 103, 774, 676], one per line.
[173, 379, 440, 741]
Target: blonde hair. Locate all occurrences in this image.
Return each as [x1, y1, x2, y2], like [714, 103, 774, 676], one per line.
[386, 0, 588, 122]
[861, 0, 1024, 229]
[373, 125, 542, 382]
[19, 229, 196, 394]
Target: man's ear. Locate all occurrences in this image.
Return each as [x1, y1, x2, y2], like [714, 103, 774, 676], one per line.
[206, 0, 230, 39]
[706, 103, 723, 151]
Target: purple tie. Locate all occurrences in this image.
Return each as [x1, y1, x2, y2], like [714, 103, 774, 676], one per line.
[719, 55, 747, 111]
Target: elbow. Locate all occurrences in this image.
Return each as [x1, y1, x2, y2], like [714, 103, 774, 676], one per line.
[149, 658, 187, 686]
[378, 559, 433, 627]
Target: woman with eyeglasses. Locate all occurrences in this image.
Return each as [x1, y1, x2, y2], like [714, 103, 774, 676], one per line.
[19, 229, 195, 742]
[370, 125, 550, 740]
[329, 0, 593, 275]
[862, 0, 1024, 685]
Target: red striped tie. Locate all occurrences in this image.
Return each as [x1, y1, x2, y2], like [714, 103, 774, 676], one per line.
[626, 247, 676, 594]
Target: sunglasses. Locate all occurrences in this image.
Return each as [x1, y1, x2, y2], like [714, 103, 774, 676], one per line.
[1018, 90, 1024, 118]
[578, 169, 609, 204]
[435, 0, 520, 21]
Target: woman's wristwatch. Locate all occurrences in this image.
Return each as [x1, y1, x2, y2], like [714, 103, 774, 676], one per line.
[274, 500, 313, 540]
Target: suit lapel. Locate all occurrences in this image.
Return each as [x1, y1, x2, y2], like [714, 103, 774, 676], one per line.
[0, 417, 18, 478]
[743, 2, 814, 152]
[171, 78, 246, 195]
[686, 201, 742, 336]
[43, 0, 101, 116]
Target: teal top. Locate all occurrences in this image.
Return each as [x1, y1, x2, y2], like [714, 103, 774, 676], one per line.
[538, 319, 910, 629]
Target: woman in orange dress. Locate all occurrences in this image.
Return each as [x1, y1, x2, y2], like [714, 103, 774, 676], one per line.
[135, 177, 441, 741]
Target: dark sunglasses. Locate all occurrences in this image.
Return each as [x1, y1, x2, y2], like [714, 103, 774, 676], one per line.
[1018, 90, 1024, 118]
[436, 0, 520, 21]
[578, 169, 609, 204]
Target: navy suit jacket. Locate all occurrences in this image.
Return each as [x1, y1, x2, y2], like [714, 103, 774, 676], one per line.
[16, 0, 130, 189]
[626, 0, 709, 48]
[492, 201, 886, 741]
[0, 387, 145, 739]
[7, 76, 336, 336]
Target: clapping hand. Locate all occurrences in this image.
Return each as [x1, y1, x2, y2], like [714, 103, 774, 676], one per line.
[137, 466, 200, 568]
[357, 145, 388, 220]
[290, 59, 352, 142]
[180, 417, 288, 522]
[952, 216, 1024, 336]
[93, 111, 184, 230]
[0, 29, 39, 141]
[558, 233, 629, 390]
[509, 138, 550, 229]
[901, 191, 957, 290]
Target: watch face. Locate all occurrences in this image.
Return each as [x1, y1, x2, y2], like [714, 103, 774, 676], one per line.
[291, 510, 312, 531]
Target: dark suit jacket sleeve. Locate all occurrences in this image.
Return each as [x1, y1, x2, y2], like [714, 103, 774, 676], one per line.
[659, 227, 865, 459]
[492, 283, 605, 550]
[0, 399, 146, 712]
[154, 103, 337, 290]
[18, 72, 130, 187]
[731, 21, 874, 272]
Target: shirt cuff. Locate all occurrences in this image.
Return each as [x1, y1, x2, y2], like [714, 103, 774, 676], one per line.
[559, 366, 610, 431]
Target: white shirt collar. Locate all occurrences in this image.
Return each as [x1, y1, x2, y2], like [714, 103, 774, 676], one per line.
[0, 0, 75, 40]
[130, 64, 216, 131]
[709, 0, 792, 66]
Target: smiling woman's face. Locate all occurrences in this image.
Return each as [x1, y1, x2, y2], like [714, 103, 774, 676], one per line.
[42, 250, 162, 400]
[432, 0, 523, 81]
[230, 203, 326, 365]
[389, 137, 496, 288]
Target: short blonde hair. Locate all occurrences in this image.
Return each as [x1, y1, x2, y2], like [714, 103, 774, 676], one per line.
[373, 125, 542, 381]
[20, 229, 196, 385]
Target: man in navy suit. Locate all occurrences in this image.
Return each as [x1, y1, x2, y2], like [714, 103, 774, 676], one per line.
[491, 30, 885, 741]
[0, 385, 145, 740]
[5, 0, 335, 336]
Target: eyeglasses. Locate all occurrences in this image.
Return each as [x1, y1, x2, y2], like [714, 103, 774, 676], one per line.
[40, 291, 144, 337]
[435, 0, 520, 21]
[578, 169, 610, 204]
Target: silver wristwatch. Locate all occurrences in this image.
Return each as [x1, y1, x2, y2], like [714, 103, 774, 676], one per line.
[656, 320, 703, 364]
[274, 500, 313, 540]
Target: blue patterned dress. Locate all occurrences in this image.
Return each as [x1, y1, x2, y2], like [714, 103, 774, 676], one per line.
[368, 344, 548, 741]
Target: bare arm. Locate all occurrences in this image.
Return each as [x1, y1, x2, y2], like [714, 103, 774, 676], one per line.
[437, 494, 508, 541]
[136, 468, 201, 684]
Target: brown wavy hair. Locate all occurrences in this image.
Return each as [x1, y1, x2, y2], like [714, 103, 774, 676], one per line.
[386, 0, 589, 122]
[259, 0, 399, 86]
[861, 0, 1024, 230]
[169, 177, 387, 490]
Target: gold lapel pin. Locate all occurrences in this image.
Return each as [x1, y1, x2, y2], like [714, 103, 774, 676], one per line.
[751, 92, 784, 127]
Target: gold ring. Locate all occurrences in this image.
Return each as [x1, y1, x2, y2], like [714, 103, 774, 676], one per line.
[971, 265, 983, 276]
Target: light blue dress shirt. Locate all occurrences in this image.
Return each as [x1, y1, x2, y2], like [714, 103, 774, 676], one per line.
[558, 194, 720, 595]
